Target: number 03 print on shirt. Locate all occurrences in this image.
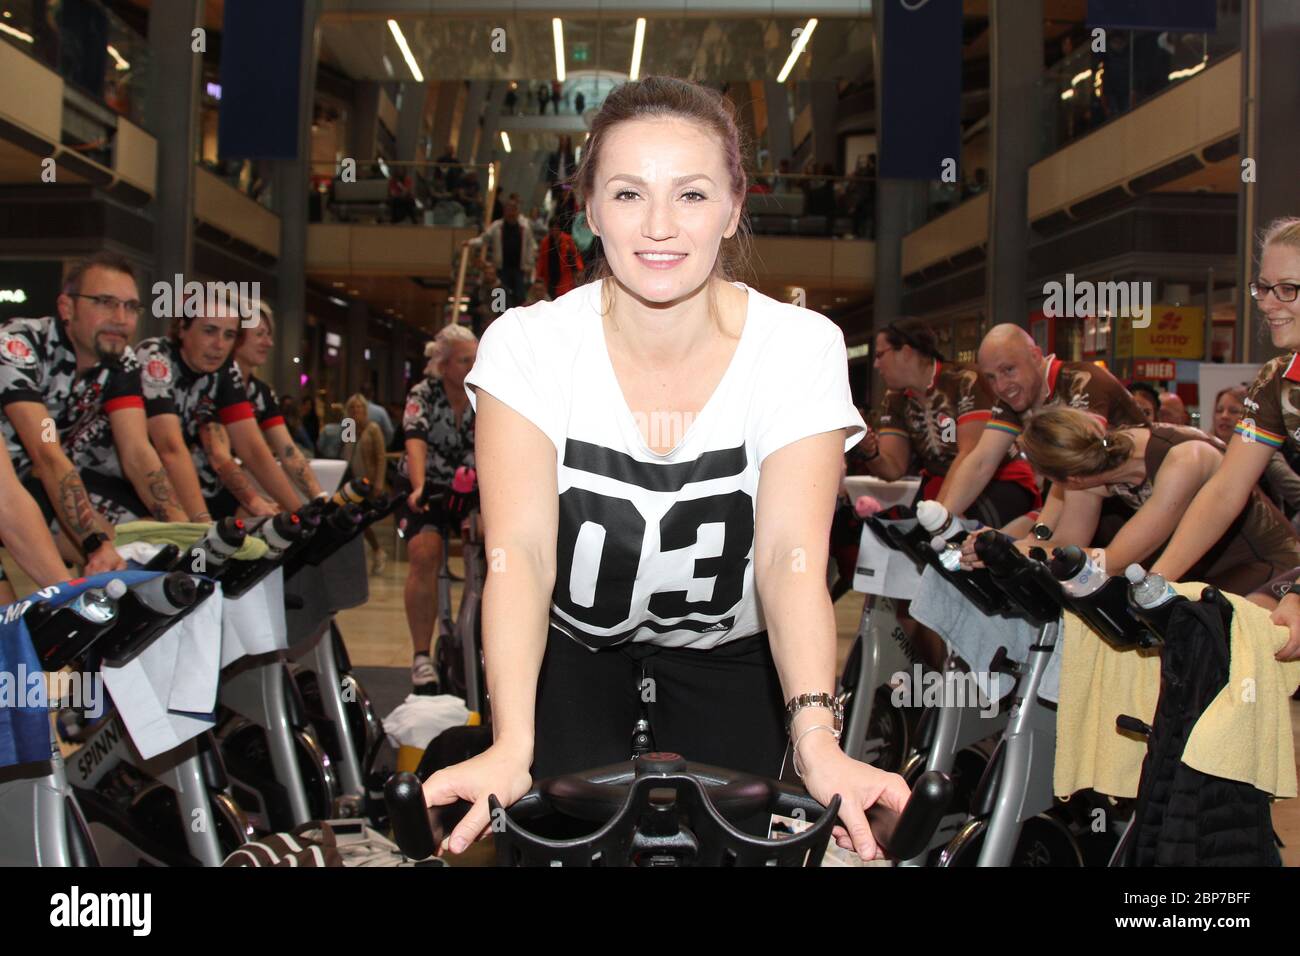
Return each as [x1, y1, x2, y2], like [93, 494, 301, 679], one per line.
[550, 438, 753, 649]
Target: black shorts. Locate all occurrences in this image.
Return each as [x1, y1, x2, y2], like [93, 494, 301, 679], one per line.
[532, 627, 788, 788]
[204, 488, 240, 521]
[392, 476, 456, 539]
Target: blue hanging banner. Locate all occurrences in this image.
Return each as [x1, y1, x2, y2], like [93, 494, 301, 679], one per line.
[1087, 0, 1217, 32]
[878, 0, 963, 181]
[218, 0, 306, 160]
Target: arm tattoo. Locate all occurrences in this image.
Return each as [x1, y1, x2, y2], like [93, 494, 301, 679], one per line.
[201, 422, 261, 508]
[57, 470, 103, 538]
[145, 466, 184, 521]
[278, 441, 321, 497]
[213, 458, 262, 507]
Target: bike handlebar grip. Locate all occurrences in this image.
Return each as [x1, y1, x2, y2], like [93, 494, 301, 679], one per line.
[873, 770, 953, 861]
[385, 772, 438, 862]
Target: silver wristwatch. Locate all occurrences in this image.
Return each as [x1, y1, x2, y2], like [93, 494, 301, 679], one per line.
[784, 692, 844, 733]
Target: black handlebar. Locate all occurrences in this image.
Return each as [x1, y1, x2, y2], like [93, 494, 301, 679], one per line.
[383, 759, 952, 867]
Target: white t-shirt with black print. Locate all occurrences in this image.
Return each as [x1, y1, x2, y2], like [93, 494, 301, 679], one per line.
[464, 278, 866, 652]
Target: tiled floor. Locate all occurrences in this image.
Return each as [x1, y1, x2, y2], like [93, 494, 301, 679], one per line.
[341, 523, 1300, 866]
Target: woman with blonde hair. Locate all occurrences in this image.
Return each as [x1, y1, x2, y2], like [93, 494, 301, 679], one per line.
[1149, 217, 1300, 659]
[396, 322, 477, 695]
[344, 392, 388, 573]
[234, 300, 325, 500]
[1008, 404, 1300, 597]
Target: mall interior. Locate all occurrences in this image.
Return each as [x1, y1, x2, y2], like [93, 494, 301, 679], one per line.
[1, 0, 1299, 879]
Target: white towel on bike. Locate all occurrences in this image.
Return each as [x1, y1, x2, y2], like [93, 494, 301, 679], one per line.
[382, 694, 471, 751]
[909, 565, 1064, 704]
[853, 522, 923, 599]
[219, 572, 288, 668]
[99, 594, 224, 760]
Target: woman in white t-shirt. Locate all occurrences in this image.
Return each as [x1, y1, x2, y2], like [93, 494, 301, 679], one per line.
[422, 76, 910, 860]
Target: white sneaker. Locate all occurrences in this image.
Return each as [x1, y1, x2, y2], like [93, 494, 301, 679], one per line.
[412, 653, 437, 695]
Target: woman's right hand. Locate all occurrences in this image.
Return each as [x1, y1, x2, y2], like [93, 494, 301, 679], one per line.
[958, 529, 993, 570]
[407, 484, 425, 513]
[422, 743, 534, 855]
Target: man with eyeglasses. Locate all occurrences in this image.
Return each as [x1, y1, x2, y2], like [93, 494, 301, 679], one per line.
[0, 253, 189, 574]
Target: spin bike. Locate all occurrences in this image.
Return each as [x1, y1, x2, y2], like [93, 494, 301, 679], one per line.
[403, 467, 487, 717]
[0, 560, 245, 867]
[218, 486, 391, 833]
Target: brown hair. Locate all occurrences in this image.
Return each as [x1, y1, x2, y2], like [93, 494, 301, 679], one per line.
[564, 76, 754, 336]
[1019, 406, 1136, 483]
[879, 317, 945, 362]
[1213, 384, 1247, 409]
[62, 252, 137, 296]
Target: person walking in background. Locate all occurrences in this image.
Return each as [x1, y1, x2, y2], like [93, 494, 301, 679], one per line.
[464, 198, 536, 310]
[344, 393, 389, 573]
[574, 90, 586, 114]
[300, 396, 320, 445]
[538, 82, 551, 115]
[316, 403, 345, 459]
[535, 216, 585, 299]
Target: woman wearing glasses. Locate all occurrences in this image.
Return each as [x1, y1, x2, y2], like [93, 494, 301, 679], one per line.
[862, 318, 1041, 527]
[1150, 217, 1300, 660]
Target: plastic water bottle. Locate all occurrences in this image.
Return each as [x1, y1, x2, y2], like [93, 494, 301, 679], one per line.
[250, 511, 303, 558]
[1126, 564, 1177, 609]
[930, 534, 964, 572]
[1048, 545, 1108, 597]
[190, 517, 247, 570]
[331, 477, 373, 508]
[916, 500, 971, 545]
[68, 578, 127, 625]
[129, 573, 198, 616]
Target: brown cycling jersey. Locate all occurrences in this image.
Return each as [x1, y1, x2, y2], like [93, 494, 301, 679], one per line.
[1107, 423, 1300, 593]
[987, 355, 1148, 439]
[876, 360, 1014, 476]
[1239, 352, 1300, 452]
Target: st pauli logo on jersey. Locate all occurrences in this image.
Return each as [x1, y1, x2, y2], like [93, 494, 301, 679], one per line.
[0, 332, 37, 367]
[143, 355, 171, 386]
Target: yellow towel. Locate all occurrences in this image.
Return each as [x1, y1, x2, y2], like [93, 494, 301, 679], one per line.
[115, 521, 269, 561]
[1054, 581, 1300, 800]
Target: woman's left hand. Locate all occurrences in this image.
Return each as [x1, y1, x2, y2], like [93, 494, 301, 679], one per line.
[799, 734, 912, 861]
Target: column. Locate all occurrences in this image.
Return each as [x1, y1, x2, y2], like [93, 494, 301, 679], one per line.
[984, 0, 1043, 329]
[457, 81, 490, 165]
[1236, 0, 1300, 362]
[144, 0, 204, 340]
[270, 0, 322, 396]
[395, 82, 424, 162]
[346, 299, 368, 397]
[349, 81, 381, 161]
[762, 80, 793, 170]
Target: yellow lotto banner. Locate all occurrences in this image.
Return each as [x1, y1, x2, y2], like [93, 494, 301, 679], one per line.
[1115, 305, 1204, 359]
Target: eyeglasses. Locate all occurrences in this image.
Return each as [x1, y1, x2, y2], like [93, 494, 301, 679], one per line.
[71, 293, 145, 317]
[1250, 281, 1299, 304]
[874, 345, 896, 358]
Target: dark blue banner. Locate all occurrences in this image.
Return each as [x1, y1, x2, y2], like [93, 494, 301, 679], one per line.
[1087, 0, 1217, 32]
[218, 0, 305, 160]
[878, 0, 963, 181]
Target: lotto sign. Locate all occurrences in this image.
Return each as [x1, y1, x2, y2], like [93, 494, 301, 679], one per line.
[1137, 306, 1204, 359]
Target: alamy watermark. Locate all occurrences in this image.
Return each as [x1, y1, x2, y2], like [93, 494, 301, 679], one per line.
[150, 274, 262, 327]
[0, 665, 103, 719]
[890, 664, 998, 718]
[1042, 274, 1153, 328]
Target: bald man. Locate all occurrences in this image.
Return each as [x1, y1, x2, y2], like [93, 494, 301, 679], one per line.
[937, 324, 1148, 525]
[1158, 390, 1190, 426]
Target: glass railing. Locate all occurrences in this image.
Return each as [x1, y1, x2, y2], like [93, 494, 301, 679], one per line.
[308, 160, 501, 230]
[306, 160, 874, 241]
[0, 0, 151, 131]
[1036, 12, 1240, 159]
